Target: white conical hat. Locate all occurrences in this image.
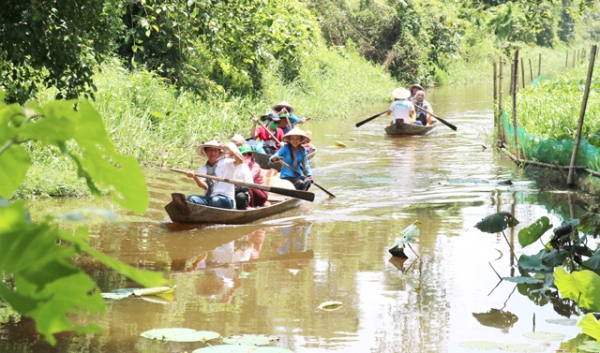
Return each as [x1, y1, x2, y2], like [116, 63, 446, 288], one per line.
[282, 128, 310, 144]
[392, 88, 410, 100]
[272, 101, 294, 113]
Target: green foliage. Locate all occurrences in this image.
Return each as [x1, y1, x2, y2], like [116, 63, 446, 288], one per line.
[0, 0, 121, 103]
[0, 92, 169, 344]
[518, 216, 552, 247]
[579, 314, 600, 342]
[554, 267, 600, 312]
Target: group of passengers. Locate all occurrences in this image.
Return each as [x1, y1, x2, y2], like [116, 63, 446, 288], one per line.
[387, 84, 435, 126]
[183, 101, 314, 211]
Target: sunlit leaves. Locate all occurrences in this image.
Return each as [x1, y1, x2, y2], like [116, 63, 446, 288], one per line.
[579, 314, 600, 341]
[475, 212, 519, 233]
[554, 268, 600, 312]
[518, 216, 551, 247]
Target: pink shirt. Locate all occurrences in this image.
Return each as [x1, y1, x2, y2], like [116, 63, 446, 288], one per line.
[246, 159, 265, 185]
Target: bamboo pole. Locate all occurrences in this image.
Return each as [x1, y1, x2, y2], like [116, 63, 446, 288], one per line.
[538, 54, 542, 77]
[566, 51, 569, 68]
[493, 62, 498, 121]
[498, 57, 505, 143]
[512, 50, 520, 159]
[529, 58, 533, 83]
[521, 57, 525, 89]
[573, 49, 576, 67]
[568, 45, 597, 185]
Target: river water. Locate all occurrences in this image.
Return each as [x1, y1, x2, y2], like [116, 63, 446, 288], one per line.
[2, 81, 598, 353]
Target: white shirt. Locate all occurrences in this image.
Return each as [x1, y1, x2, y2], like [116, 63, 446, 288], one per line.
[389, 99, 414, 124]
[233, 163, 254, 184]
[198, 158, 237, 201]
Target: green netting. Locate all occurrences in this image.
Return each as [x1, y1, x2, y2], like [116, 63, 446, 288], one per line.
[531, 74, 544, 85]
[502, 110, 600, 172]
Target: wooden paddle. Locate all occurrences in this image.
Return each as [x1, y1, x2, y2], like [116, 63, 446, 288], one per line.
[275, 160, 336, 198]
[170, 168, 315, 202]
[355, 110, 388, 128]
[413, 105, 457, 131]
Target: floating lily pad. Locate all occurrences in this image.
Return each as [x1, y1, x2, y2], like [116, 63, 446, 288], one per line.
[134, 286, 175, 296]
[523, 331, 567, 341]
[502, 276, 544, 284]
[140, 295, 174, 304]
[253, 348, 294, 353]
[546, 318, 577, 326]
[141, 328, 220, 342]
[579, 341, 600, 352]
[223, 334, 279, 346]
[317, 301, 343, 311]
[497, 343, 545, 352]
[475, 212, 519, 233]
[459, 341, 499, 350]
[192, 345, 258, 353]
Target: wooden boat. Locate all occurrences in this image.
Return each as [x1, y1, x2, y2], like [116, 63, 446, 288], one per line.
[385, 120, 437, 136]
[253, 147, 317, 171]
[165, 192, 301, 224]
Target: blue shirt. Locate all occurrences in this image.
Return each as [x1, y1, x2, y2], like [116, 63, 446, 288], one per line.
[270, 145, 312, 179]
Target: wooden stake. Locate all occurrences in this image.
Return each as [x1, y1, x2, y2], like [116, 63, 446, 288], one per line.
[538, 53, 542, 77]
[529, 58, 533, 83]
[566, 51, 569, 68]
[521, 57, 525, 89]
[493, 61, 498, 129]
[568, 45, 597, 185]
[512, 50, 520, 160]
[498, 57, 505, 143]
[573, 49, 576, 68]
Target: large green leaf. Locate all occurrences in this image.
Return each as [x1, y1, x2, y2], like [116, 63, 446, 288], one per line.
[475, 212, 519, 233]
[579, 314, 600, 341]
[518, 216, 552, 247]
[0, 144, 30, 199]
[585, 248, 600, 270]
[554, 268, 600, 312]
[541, 249, 568, 268]
[517, 250, 553, 272]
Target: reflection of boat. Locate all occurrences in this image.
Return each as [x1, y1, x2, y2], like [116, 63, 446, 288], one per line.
[385, 121, 437, 136]
[253, 148, 317, 171]
[164, 193, 301, 224]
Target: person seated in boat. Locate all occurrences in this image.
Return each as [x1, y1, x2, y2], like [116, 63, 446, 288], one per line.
[408, 84, 424, 101]
[231, 134, 246, 148]
[413, 90, 435, 126]
[387, 87, 418, 125]
[252, 112, 284, 155]
[231, 143, 254, 210]
[269, 129, 313, 191]
[302, 130, 316, 154]
[185, 140, 242, 209]
[238, 144, 269, 208]
[272, 101, 309, 134]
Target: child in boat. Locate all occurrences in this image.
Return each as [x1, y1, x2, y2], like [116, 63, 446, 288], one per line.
[387, 87, 417, 125]
[185, 141, 242, 209]
[269, 129, 313, 191]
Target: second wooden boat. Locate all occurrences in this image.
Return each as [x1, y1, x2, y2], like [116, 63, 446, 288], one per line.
[385, 121, 437, 136]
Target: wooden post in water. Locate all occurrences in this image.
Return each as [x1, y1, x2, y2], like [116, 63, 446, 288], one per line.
[538, 53, 542, 77]
[512, 50, 520, 159]
[520, 57, 525, 89]
[567, 45, 597, 186]
[529, 58, 533, 83]
[498, 57, 505, 143]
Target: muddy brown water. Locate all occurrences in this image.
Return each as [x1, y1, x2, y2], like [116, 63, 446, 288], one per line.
[2, 81, 598, 352]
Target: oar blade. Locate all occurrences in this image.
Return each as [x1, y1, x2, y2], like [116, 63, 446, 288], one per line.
[269, 186, 315, 202]
[355, 110, 387, 128]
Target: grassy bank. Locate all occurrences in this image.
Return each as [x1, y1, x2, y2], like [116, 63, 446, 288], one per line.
[15, 44, 396, 198]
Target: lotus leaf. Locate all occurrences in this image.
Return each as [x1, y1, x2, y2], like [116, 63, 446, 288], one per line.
[459, 341, 498, 350]
[523, 331, 567, 340]
[546, 318, 577, 326]
[554, 268, 600, 312]
[518, 216, 551, 247]
[133, 286, 175, 296]
[502, 276, 543, 284]
[475, 212, 519, 233]
[517, 250, 553, 272]
[496, 343, 545, 352]
[579, 313, 600, 341]
[579, 341, 600, 353]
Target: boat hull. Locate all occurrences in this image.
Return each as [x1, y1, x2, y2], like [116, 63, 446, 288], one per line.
[385, 121, 437, 135]
[165, 194, 301, 224]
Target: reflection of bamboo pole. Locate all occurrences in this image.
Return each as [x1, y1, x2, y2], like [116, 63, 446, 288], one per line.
[512, 50, 520, 160]
[520, 57, 525, 89]
[538, 54, 542, 77]
[529, 58, 533, 83]
[510, 193, 517, 274]
[568, 45, 597, 185]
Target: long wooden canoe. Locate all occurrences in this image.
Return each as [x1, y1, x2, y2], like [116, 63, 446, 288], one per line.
[253, 148, 316, 171]
[165, 193, 301, 224]
[385, 121, 437, 136]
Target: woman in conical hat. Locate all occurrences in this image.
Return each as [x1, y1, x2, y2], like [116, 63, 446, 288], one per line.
[269, 129, 313, 191]
[272, 101, 309, 133]
[387, 87, 416, 125]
